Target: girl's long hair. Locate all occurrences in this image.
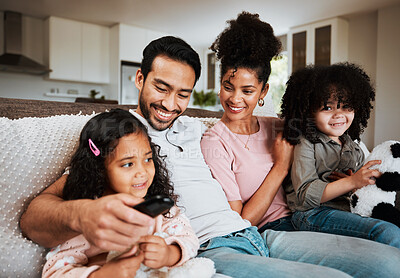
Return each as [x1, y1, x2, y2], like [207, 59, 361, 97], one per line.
[63, 109, 177, 206]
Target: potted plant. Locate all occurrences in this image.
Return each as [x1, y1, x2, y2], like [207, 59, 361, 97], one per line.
[192, 90, 217, 107]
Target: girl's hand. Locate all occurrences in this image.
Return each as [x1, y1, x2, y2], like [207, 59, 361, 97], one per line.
[349, 160, 382, 189]
[272, 132, 294, 171]
[89, 251, 144, 278]
[138, 235, 181, 268]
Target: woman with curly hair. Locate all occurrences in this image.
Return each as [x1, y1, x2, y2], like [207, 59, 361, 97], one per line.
[200, 11, 295, 233]
[281, 63, 400, 248]
[43, 109, 199, 277]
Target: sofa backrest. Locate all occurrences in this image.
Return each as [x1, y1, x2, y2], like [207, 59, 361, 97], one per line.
[0, 97, 224, 119]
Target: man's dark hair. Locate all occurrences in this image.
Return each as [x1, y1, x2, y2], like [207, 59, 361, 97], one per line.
[140, 36, 201, 85]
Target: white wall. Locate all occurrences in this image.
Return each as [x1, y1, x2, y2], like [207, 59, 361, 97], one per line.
[374, 4, 400, 145]
[0, 72, 104, 102]
[347, 12, 378, 150]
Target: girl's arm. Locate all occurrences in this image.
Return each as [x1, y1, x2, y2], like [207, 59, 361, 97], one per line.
[42, 235, 143, 278]
[42, 235, 101, 278]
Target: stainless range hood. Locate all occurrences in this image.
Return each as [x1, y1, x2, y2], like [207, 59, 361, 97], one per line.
[0, 11, 51, 75]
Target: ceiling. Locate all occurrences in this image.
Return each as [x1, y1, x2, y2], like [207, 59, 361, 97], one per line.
[1, 0, 400, 49]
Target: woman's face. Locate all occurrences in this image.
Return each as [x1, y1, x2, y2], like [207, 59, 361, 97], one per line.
[219, 68, 268, 123]
[105, 132, 155, 199]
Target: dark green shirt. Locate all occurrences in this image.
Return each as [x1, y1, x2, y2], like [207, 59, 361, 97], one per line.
[284, 133, 365, 212]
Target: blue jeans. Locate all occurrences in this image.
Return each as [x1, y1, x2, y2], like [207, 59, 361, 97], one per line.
[292, 206, 400, 248]
[258, 215, 295, 233]
[197, 226, 400, 278]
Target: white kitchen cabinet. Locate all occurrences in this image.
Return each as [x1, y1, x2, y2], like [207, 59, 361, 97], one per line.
[287, 18, 349, 74]
[45, 17, 109, 83]
[82, 23, 109, 83]
[119, 24, 147, 63]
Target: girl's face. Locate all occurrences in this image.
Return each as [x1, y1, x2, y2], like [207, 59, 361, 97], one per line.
[105, 132, 155, 199]
[314, 98, 355, 144]
[220, 68, 268, 123]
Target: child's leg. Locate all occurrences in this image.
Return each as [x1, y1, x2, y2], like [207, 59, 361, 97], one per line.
[258, 215, 296, 233]
[291, 206, 400, 248]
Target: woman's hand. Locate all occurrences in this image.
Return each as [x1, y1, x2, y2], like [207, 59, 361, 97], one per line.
[272, 132, 294, 171]
[138, 235, 181, 268]
[89, 251, 144, 278]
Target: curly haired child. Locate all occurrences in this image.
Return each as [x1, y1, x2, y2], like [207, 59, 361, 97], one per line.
[42, 109, 199, 278]
[281, 63, 400, 248]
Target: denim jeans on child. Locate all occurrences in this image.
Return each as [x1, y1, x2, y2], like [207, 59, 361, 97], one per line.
[291, 206, 400, 248]
[258, 215, 295, 234]
[197, 226, 400, 278]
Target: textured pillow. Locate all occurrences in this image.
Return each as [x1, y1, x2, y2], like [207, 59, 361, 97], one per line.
[0, 113, 221, 277]
[0, 113, 95, 277]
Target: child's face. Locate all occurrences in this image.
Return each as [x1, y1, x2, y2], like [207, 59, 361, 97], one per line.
[105, 132, 155, 199]
[314, 98, 354, 144]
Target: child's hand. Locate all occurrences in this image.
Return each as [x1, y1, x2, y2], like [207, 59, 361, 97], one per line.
[328, 169, 353, 181]
[138, 235, 181, 268]
[89, 251, 144, 278]
[349, 160, 382, 189]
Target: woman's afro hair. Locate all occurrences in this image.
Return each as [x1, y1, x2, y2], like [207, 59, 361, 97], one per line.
[281, 62, 375, 145]
[210, 11, 281, 85]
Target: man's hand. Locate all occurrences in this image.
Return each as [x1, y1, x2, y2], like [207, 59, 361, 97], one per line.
[78, 194, 155, 252]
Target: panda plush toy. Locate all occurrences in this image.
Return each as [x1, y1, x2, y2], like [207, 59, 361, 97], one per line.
[350, 140, 400, 227]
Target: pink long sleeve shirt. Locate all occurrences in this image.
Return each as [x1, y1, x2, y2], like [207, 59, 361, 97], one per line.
[42, 206, 199, 278]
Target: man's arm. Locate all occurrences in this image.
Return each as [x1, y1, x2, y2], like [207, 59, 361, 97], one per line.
[20, 175, 155, 251]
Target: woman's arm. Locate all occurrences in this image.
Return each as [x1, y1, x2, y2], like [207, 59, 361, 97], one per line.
[20, 175, 155, 251]
[236, 133, 293, 225]
[201, 127, 292, 226]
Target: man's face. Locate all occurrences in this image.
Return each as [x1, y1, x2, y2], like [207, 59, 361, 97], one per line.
[135, 55, 196, 131]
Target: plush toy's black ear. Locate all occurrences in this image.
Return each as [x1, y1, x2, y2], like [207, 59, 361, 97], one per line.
[391, 143, 400, 158]
[376, 172, 400, 191]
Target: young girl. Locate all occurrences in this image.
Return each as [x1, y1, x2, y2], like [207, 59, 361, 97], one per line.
[42, 109, 199, 278]
[281, 63, 400, 248]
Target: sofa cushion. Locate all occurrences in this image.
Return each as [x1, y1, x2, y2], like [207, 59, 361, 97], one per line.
[0, 113, 95, 277]
[0, 111, 221, 277]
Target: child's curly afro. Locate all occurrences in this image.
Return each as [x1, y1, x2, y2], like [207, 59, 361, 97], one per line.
[281, 62, 375, 144]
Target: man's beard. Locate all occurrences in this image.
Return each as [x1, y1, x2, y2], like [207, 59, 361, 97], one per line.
[139, 93, 181, 131]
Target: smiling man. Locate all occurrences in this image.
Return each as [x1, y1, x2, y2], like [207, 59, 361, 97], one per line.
[20, 36, 400, 278]
[135, 56, 195, 130]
